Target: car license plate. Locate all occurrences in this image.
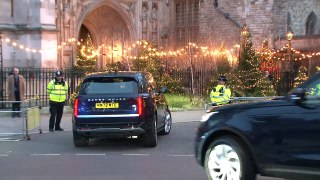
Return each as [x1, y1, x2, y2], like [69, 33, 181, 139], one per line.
[95, 102, 119, 109]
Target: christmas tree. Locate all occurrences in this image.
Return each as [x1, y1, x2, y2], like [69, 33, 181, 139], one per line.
[73, 34, 97, 74]
[132, 40, 163, 86]
[216, 43, 232, 75]
[230, 25, 276, 97]
[258, 39, 276, 72]
[294, 66, 308, 87]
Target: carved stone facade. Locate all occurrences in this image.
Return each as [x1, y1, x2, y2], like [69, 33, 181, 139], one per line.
[199, 0, 320, 49]
[0, 0, 319, 68]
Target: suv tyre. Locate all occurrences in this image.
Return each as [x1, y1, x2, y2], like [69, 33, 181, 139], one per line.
[141, 115, 157, 147]
[159, 109, 172, 135]
[204, 136, 255, 180]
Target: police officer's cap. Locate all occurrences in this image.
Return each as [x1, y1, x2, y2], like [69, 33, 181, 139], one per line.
[218, 76, 227, 82]
[55, 70, 63, 77]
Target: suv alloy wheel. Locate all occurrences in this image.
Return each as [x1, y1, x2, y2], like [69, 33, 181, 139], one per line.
[159, 109, 172, 135]
[204, 136, 255, 180]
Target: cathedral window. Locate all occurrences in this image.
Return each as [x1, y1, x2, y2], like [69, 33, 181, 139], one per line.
[287, 12, 292, 32]
[214, 0, 218, 7]
[175, 0, 200, 48]
[306, 12, 318, 35]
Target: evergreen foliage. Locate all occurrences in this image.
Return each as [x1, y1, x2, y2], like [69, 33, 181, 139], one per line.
[72, 34, 97, 75]
[294, 66, 308, 87]
[258, 39, 276, 72]
[206, 43, 232, 95]
[131, 40, 183, 93]
[229, 25, 276, 97]
[216, 43, 232, 75]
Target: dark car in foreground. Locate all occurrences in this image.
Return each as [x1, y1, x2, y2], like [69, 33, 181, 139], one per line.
[195, 73, 320, 180]
[72, 71, 172, 147]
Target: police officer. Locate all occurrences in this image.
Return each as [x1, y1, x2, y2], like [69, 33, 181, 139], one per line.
[47, 70, 68, 132]
[210, 76, 231, 106]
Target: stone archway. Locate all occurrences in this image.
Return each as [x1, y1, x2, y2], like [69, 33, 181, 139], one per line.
[76, 1, 136, 69]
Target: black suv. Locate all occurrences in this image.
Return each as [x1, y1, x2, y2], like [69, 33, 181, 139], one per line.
[72, 72, 172, 147]
[195, 73, 320, 180]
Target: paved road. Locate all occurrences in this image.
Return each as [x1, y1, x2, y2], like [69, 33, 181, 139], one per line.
[0, 110, 282, 180]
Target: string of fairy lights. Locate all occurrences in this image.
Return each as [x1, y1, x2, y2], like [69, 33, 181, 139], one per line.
[257, 43, 320, 61]
[2, 35, 320, 61]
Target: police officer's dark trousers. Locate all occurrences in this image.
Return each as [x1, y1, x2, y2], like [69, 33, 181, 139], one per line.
[49, 100, 64, 129]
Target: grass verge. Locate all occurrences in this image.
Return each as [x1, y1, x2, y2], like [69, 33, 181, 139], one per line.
[165, 93, 207, 111]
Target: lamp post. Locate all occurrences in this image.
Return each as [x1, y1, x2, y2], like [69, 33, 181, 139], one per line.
[286, 31, 294, 64]
[285, 30, 294, 92]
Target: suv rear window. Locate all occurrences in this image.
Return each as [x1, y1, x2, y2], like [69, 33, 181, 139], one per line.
[78, 77, 138, 95]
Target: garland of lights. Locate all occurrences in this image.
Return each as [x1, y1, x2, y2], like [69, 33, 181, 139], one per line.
[3, 34, 320, 62]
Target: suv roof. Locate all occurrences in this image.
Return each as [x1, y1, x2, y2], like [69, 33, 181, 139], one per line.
[84, 71, 146, 79]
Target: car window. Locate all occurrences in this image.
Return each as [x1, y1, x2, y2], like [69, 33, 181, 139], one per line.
[136, 76, 145, 93]
[78, 77, 138, 95]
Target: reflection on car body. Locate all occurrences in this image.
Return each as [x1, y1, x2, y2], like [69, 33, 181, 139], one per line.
[72, 71, 172, 147]
[195, 73, 320, 180]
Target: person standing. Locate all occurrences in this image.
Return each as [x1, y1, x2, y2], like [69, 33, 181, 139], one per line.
[7, 67, 26, 118]
[47, 70, 68, 132]
[210, 76, 231, 106]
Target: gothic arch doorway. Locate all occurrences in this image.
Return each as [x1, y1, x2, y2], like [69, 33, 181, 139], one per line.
[77, 2, 134, 70]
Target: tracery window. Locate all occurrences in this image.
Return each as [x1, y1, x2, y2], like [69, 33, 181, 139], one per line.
[306, 12, 317, 35]
[287, 12, 292, 32]
[175, 0, 200, 48]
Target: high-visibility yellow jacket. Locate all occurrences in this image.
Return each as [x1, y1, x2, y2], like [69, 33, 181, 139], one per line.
[47, 79, 68, 102]
[210, 84, 231, 105]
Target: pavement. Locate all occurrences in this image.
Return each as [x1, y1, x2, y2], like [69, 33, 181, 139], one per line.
[0, 107, 206, 140]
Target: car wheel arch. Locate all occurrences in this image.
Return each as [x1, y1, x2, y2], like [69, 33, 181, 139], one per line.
[201, 129, 259, 174]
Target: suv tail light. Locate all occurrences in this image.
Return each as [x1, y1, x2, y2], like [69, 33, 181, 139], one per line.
[73, 98, 79, 117]
[137, 96, 143, 116]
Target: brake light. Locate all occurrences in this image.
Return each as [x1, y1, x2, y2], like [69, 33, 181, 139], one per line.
[73, 98, 79, 117]
[137, 97, 143, 116]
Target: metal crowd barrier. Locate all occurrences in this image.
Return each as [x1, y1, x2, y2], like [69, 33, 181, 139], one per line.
[204, 96, 284, 112]
[0, 97, 42, 141]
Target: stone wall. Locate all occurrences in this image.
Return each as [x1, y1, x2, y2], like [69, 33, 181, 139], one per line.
[198, 0, 320, 50]
[0, 0, 57, 68]
[1, 0, 319, 68]
[287, 0, 320, 36]
[199, 0, 241, 49]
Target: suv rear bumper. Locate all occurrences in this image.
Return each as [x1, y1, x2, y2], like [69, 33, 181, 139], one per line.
[75, 127, 146, 138]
